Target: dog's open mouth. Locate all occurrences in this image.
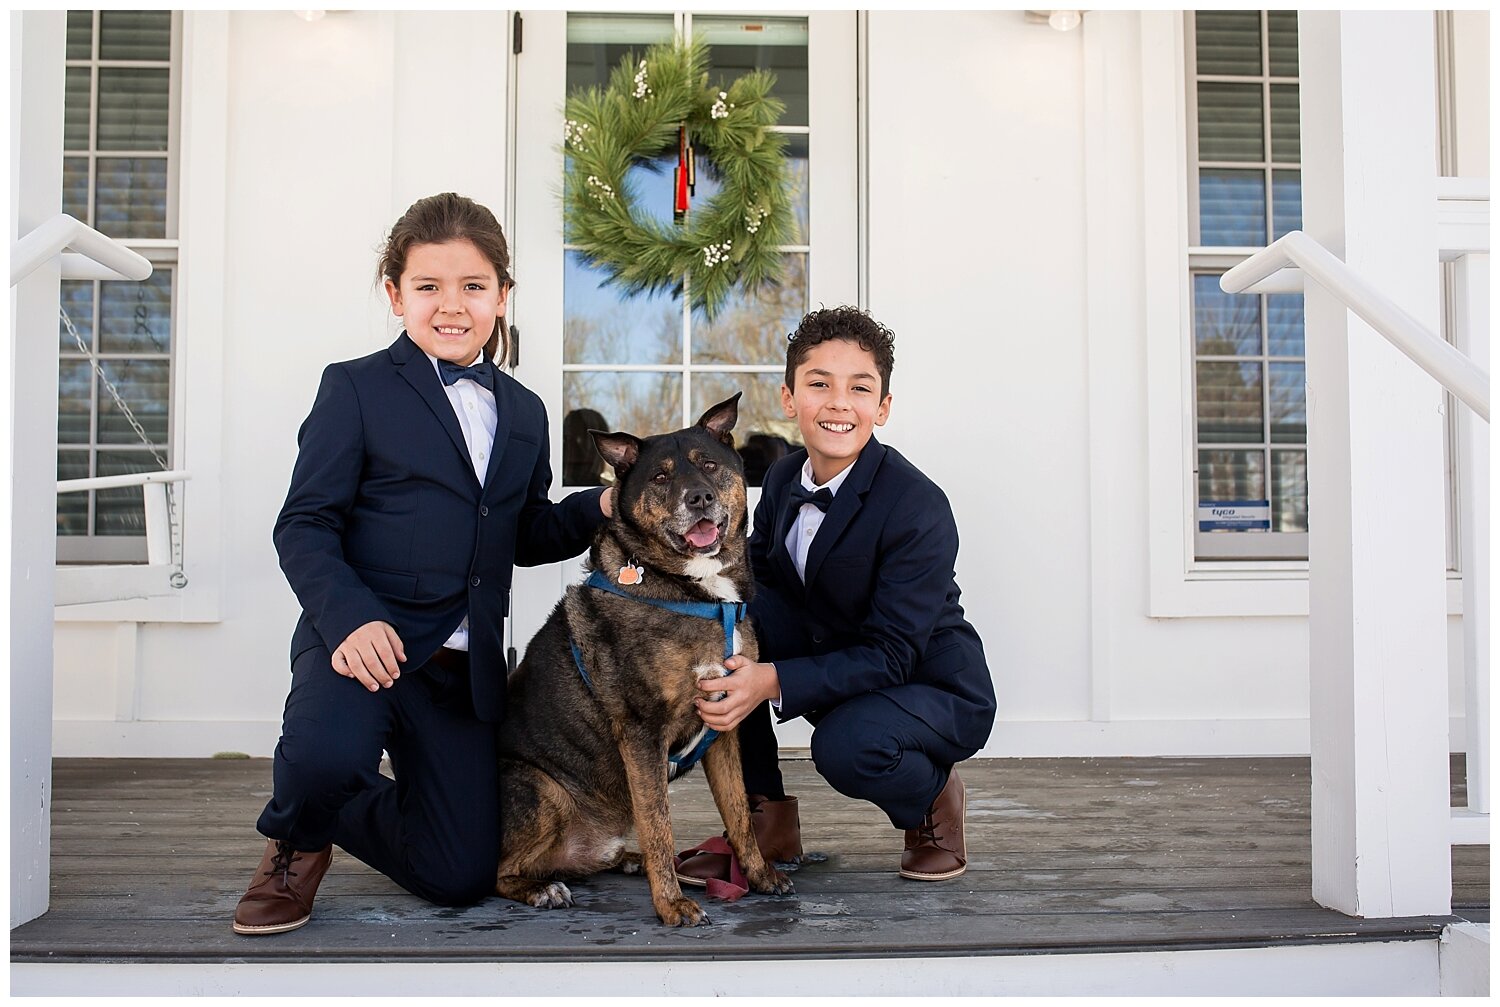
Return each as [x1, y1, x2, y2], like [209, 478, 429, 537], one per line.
[682, 519, 722, 552]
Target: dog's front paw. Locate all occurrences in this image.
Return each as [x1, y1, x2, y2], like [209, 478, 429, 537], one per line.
[656, 895, 710, 927]
[749, 866, 794, 896]
[528, 881, 574, 909]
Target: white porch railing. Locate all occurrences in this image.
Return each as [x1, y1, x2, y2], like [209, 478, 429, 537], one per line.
[54, 471, 191, 606]
[1221, 231, 1488, 422]
[11, 212, 153, 286]
[1222, 224, 1490, 849]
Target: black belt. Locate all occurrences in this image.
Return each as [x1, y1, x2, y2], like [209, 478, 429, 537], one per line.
[426, 647, 469, 673]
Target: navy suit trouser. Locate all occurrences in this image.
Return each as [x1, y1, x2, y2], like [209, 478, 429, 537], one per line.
[256, 646, 499, 907]
[738, 690, 977, 830]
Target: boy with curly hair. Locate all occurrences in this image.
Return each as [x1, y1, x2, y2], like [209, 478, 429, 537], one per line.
[681, 306, 996, 882]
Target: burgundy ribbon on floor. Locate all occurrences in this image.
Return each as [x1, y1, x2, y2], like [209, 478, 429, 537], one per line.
[672, 835, 749, 902]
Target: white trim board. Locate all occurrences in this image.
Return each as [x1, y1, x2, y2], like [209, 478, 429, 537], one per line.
[11, 940, 1444, 996]
[52, 717, 1477, 760]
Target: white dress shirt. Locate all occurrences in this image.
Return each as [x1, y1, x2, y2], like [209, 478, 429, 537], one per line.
[784, 458, 854, 583]
[426, 350, 498, 652]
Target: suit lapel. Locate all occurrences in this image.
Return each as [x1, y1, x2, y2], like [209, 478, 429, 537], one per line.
[770, 462, 804, 592]
[391, 332, 481, 491]
[480, 364, 514, 498]
[803, 438, 886, 588]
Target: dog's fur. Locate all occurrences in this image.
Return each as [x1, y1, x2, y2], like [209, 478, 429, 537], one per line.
[493, 394, 792, 926]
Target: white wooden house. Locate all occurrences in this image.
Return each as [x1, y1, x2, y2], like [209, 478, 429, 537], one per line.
[8, 8, 1489, 995]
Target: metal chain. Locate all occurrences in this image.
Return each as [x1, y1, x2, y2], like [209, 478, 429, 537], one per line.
[59, 305, 187, 588]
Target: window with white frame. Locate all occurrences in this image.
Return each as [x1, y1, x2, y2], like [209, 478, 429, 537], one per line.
[560, 12, 810, 487]
[1186, 11, 1307, 561]
[58, 10, 180, 564]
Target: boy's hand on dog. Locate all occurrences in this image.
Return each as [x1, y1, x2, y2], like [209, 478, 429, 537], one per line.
[333, 621, 407, 692]
[695, 656, 779, 731]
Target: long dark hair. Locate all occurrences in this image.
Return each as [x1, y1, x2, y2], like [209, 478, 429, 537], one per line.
[378, 192, 513, 363]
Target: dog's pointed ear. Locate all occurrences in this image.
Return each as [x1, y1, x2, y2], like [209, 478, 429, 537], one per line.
[590, 430, 641, 475]
[695, 392, 741, 446]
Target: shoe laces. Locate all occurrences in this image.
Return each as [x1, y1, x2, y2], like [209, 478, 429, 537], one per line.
[913, 813, 954, 852]
[266, 841, 302, 881]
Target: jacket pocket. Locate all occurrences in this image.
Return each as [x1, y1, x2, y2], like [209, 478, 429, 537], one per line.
[350, 562, 418, 599]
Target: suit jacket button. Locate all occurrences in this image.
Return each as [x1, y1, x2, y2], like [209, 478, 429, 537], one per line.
[480, 506, 489, 517]
[470, 576, 481, 587]
[812, 633, 824, 644]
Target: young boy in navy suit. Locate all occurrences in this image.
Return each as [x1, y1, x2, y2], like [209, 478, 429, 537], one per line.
[682, 306, 996, 882]
[234, 193, 610, 934]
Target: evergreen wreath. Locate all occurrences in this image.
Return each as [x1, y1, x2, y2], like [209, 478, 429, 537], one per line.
[562, 37, 794, 318]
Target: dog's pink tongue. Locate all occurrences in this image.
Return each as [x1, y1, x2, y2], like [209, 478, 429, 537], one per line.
[685, 520, 720, 548]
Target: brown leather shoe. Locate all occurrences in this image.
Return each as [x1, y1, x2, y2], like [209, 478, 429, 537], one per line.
[232, 839, 333, 935]
[900, 768, 967, 881]
[677, 794, 803, 886]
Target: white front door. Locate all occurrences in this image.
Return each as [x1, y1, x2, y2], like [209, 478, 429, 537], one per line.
[508, 9, 858, 749]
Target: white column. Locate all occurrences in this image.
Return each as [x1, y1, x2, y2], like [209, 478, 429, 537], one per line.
[1455, 252, 1489, 818]
[1300, 11, 1453, 917]
[9, 10, 65, 928]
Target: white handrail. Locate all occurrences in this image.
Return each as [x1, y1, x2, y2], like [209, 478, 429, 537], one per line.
[57, 469, 190, 494]
[11, 213, 152, 287]
[1220, 231, 1490, 422]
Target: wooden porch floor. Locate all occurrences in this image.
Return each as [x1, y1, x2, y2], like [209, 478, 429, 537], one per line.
[11, 755, 1487, 964]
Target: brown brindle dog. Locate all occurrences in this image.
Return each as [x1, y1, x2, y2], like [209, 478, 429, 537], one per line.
[493, 394, 793, 926]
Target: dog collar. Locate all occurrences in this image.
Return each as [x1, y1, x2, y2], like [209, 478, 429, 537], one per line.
[582, 569, 746, 662]
[567, 568, 748, 776]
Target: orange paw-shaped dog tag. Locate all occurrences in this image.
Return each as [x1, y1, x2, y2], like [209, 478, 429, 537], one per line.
[617, 564, 644, 586]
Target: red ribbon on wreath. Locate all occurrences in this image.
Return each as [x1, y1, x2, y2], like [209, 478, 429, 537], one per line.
[673, 125, 694, 222]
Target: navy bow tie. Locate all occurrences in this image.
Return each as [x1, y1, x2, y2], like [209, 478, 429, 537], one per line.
[789, 483, 834, 513]
[438, 358, 495, 392]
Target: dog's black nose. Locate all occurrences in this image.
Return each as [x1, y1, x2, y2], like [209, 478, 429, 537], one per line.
[685, 487, 716, 510]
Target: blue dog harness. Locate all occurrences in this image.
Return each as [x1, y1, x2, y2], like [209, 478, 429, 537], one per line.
[568, 569, 746, 775]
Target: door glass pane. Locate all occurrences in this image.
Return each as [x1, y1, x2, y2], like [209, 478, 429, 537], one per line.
[1268, 362, 1306, 443]
[1196, 360, 1264, 443]
[691, 372, 801, 486]
[97, 68, 171, 152]
[698, 15, 810, 128]
[1197, 83, 1264, 162]
[99, 11, 171, 62]
[94, 156, 168, 239]
[692, 253, 806, 365]
[1193, 274, 1261, 355]
[1198, 169, 1266, 246]
[1271, 450, 1308, 531]
[687, 135, 809, 245]
[97, 359, 170, 445]
[563, 371, 684, 484]
[564, 252, 681, 365]
[1195, 11, 1262, 76]
[566, 14, 676, 92]
[58, 451, 91, 536]
[100, 269, 172, 353]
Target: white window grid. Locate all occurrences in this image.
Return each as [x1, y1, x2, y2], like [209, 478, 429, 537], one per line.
[1184, 11, 1308, 561]
[59, 10, 182, 564]
[561, 11, 809, 446]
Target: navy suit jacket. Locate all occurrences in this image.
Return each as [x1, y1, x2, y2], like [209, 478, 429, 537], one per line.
[274, 332, 605, 723]
[749, 437, 997, 751]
